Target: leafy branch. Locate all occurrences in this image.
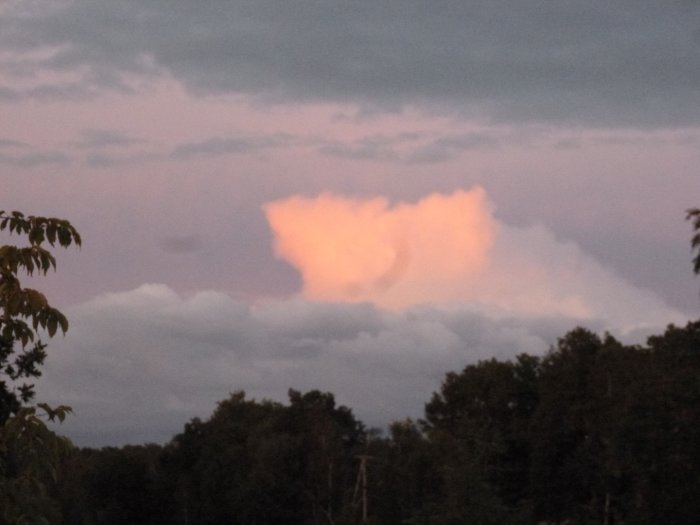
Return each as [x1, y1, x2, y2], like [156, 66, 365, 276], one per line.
[0, 210, 81, 523]
[687, 208, 700, 276]
[0, 210, 81, 419]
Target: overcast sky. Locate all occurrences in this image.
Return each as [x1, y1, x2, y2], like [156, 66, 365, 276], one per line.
[2, 1, 699, 446]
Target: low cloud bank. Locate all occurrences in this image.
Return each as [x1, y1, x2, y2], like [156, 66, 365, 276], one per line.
[38, 282, 686, 447]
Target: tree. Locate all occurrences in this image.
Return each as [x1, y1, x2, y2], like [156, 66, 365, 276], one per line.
[286, 389, 365, 524]
[528, 328, 606, 523]
[640, 321, 700, 523]
[0, 404, 73, 524]
[422, 355, 541, 523]
[0, 210, 81, 422]
[58, 444, 165, 525]
[0, 210, 80, 523]
[687, 207, 700, 277]
[153, 390, 367, 525]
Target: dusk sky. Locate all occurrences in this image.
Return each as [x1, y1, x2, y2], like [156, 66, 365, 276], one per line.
[2, 1, 699, 446]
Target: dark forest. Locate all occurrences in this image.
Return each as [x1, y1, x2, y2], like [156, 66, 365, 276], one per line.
[51, 321, 700, 524]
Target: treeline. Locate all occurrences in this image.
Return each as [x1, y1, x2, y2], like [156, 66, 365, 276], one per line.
[54, 321, 700, 524]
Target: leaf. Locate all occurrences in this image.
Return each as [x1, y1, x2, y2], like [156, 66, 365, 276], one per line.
[39, 251, 51, 273]
[46, 317, 57, 338]
[56, 312, 69, 334]
[57, 227, 70, 247]
[26, 290, 47, 312]
[46, 224, 57, 246]
[23, 255, 34, 276]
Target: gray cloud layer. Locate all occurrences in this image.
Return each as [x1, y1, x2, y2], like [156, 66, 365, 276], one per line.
[76, 129, 145, 149]
[3, 1, 700, 127]
[171, 133, 294, 160]
[37, 285, 609, 447]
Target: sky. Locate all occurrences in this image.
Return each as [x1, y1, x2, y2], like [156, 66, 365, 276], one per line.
[1, 1, 699, 446]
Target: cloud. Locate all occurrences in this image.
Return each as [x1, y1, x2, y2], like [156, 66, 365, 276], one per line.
[170, 133, 294, 159]
[0, 138, 27, 149]
[0, 150, 70, 167]
[406, 133, 500, 164]
[264, 188, 687, 331]
[482, 223, 688, 332]
[159, 235, 203, 254]
[0, 81, 98, 103]
[84, 151, 160, 168]
[70, 129, 152, 167]
[2, 1, 700, 127]
[37, 280, 688, 447]
[76, 128, 145, 149]
[34, 284, 588, 446]
[316, 132, 500, 164]
[264, 188, 495, 309]
[317, 136, 402, 162]
[31, 184, 689, 446]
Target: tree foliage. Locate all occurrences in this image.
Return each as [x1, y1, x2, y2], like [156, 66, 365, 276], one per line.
[58, 390, 366, 525]
[0, 210, 81, 422]
[0, 210, 80, 524]
[688, 207, 700, 276]
[0, 405, 73, 524]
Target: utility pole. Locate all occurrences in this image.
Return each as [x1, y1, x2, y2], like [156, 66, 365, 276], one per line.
[353, 455, 374, 524]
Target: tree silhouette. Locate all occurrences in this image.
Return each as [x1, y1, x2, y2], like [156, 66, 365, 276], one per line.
[687, 208, 700, 276]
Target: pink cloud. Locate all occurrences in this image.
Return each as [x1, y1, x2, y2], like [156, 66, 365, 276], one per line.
[264, 188, 495, 309]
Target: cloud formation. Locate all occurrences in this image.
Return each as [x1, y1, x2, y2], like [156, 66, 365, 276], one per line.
[31, 189, 688, 446]
[265, 188, 686, 330]
[2, 1, 700, 127]
[76, 129, 144, 149]
[33, 285, 590, 446]
[37, 279, 687, 447]
[264, 188, 495, 308]
[0, 149, 70, 167]
[171, 133, 294, 160]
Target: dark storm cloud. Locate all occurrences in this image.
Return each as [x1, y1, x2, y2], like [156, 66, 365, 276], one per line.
[3, 1, 700, 127]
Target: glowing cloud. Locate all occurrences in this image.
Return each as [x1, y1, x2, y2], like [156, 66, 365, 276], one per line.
[263, 188, 495, 308]
[264, 188, 686, 329]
